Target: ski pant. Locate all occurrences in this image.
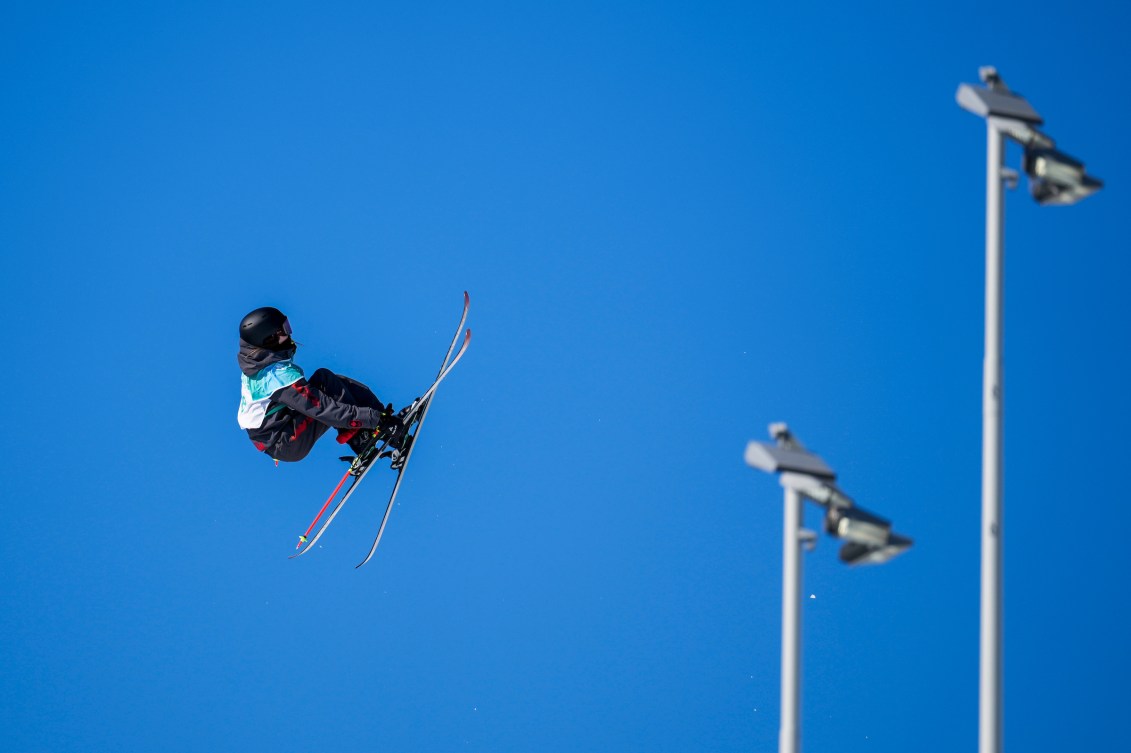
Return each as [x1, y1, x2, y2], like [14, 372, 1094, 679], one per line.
[269, 369, 386, 462]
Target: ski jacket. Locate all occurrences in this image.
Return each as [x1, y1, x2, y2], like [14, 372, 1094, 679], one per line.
[237, 340, 385, 455]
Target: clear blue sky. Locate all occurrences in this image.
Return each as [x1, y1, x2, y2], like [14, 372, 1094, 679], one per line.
[2, 2, 1128, 751]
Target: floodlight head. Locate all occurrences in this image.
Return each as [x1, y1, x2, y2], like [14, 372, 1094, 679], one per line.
[957, 80, 1043, 125]
[745, 442, 836, 480]
[1023, 146, 1104, 205]
[839, 533, 913, 566]
[779, 472, 853, 508]
[825, 505, 891, 547]
[990, 118, 1055, 149]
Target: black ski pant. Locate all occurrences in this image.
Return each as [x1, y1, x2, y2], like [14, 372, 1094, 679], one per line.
[271, 369, 385, 462]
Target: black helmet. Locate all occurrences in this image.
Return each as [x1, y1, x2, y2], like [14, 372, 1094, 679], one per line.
[240, 306, 291, 348]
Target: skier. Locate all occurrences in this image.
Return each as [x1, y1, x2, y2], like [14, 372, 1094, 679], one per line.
[237, 306, 403, 464]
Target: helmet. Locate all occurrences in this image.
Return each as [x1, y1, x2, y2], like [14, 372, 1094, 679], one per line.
[240, 306, 291, 348]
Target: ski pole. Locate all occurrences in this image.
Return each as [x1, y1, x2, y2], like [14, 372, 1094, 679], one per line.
[296, 467, 352, 549]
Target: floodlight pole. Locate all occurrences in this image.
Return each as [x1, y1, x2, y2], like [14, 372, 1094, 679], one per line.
[961, 68, 1102, 753]
[780, 485, 803, 753]
[980, 119, 1006, 753]
[747, 427, 911, 753]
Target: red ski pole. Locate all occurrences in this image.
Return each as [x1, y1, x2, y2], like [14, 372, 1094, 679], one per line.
[295, 467, 353, 550]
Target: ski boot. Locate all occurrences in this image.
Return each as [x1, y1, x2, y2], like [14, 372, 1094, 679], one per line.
[341, 428, 379, 476]
[338, 403, 414, 475]
[378, 398, 422, 469]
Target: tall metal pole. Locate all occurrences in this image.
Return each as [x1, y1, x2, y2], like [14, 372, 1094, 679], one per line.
[780, 486, 802, 753]
[980, 120, 1005, 753]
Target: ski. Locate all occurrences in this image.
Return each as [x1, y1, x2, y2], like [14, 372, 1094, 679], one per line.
[288, 428, 400, 558]
[289, 291, 470, 562]
[355, 296, 471, 568]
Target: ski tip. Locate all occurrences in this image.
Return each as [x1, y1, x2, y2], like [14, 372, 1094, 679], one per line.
[464, 328, 471, 343]
[463, 290, 469, 305]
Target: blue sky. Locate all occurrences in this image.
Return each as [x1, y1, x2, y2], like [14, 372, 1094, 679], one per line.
[2, 2, 1128, 751]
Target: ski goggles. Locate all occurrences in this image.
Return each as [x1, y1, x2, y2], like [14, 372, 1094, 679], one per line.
[281, 318, 292, 336]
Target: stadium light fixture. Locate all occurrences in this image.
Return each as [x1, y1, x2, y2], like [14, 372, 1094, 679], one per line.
[957, 66, 1102, 753]
[840, 534, 913, 566]
[1023, 146, 1103, 205]
[824, 505, 892, 548]
[745, 423, 911, 753]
